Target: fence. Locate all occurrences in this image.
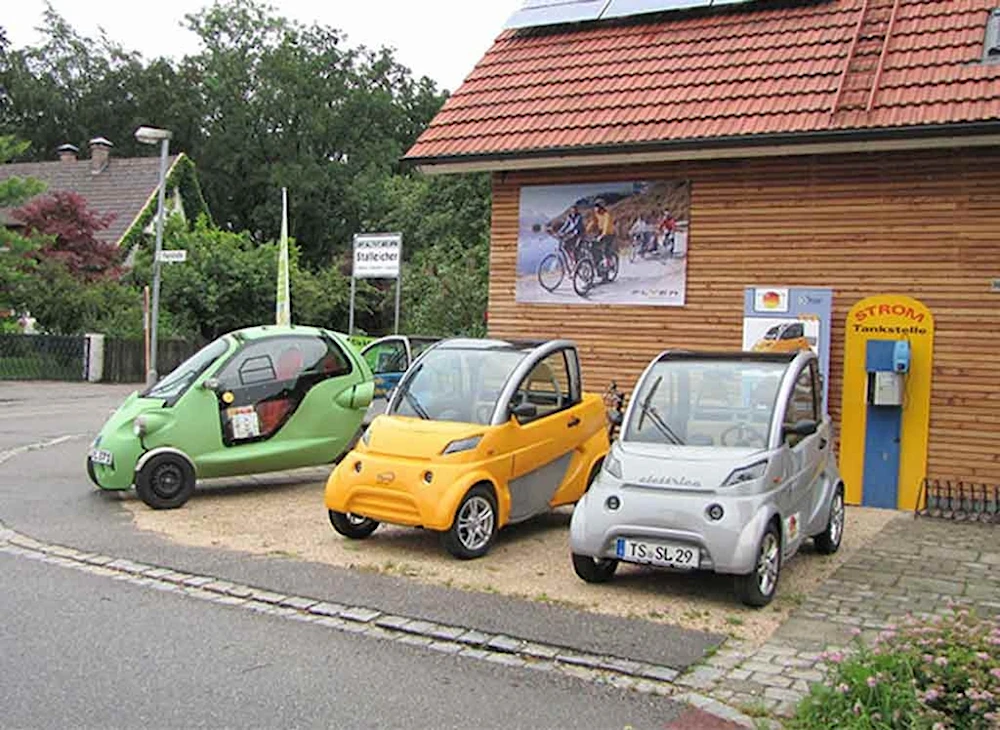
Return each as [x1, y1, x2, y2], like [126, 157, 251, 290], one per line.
[102, 338, 202, 383]
[0, 334, 86, 380]
[916, 478, 1000, 524]
[0, 334, 201, 383]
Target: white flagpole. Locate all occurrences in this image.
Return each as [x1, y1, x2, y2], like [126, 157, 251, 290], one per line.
[276, 187, 291, 325]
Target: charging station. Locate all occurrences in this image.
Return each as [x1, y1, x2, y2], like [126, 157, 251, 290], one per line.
[840, 295, 934, 510]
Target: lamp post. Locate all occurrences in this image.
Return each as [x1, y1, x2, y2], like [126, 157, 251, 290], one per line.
[134, 125, 173, 386]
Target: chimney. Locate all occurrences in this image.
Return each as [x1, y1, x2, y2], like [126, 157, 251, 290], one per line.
[56, 143, 79, 162]
[88, 137, 113, 174]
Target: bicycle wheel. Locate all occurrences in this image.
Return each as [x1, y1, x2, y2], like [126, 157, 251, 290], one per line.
[537, 252, 565, 292]
[572, 258, 596, 297]
[604, 250, 620, 283]
[628, 240, 639, 264]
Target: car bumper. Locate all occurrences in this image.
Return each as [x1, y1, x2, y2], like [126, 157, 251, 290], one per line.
[569, 482, 774, 575]
[325, 450, 500, 532]
[86, 436, 142, 491]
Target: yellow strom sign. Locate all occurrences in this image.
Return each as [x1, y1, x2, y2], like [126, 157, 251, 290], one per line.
[839, 294, 935, 511]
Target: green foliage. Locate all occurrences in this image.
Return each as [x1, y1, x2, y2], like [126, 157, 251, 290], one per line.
[0, 135, 44, 311]
[400, 237, 489, 338]
[119, 154, 210, 248]
[790, 609, 1000, 730]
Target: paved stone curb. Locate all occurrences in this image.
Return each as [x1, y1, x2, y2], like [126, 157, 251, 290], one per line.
[0, 518, 760, 729]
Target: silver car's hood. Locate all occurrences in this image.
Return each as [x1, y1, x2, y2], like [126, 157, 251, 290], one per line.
[616, 441, 767, 492]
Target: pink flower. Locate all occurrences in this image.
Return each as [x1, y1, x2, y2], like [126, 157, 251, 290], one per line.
[837, 683, 850, 694]
[849, 627, 862, 637]
[866, 676, 878, 688]
[923, 688, 940, 702]
[976, 652, 990, 661]
[852, 701, 862, 716]
[825, 650, 844, 664]
[990, 667, 1000, 681]
[934, 656, 949, 667]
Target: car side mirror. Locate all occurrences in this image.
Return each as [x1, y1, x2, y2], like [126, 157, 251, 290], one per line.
[510, 401, 538, 421]
[783, 419, 818, 440]
[201, 378, 221, 393]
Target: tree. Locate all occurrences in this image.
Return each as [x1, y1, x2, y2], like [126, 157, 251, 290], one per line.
[0, 135, 44, 319]
[13, 191, 121, 280]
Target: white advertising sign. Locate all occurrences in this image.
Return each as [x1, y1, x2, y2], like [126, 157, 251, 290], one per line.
[353, 233, 401, 279]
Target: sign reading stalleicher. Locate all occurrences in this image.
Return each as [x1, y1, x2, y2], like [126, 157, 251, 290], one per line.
[353, 233, 401, 279]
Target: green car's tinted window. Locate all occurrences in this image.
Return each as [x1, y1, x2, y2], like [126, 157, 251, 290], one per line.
[143, 338, 229, 404]
[214, 335, 353, 443]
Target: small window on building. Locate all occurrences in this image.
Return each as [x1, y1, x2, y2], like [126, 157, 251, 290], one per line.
[985, 9, 1000, 62]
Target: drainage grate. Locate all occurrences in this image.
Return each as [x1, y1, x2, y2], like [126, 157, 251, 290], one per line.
[916, 478, 1000, 523]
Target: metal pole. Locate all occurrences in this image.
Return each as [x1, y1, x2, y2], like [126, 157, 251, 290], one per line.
[393, 235, 403, 334]
[146, 137, 170, 386]
[348, 275, 356, 336]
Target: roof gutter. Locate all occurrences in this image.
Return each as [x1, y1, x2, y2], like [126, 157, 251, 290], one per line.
[405, 122, 1000, 175]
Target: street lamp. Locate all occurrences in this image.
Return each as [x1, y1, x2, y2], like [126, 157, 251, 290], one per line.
[134, 125, 173, 386]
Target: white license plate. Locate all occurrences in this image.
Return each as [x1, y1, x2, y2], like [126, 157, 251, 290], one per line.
[616, 538, 698, 569]
[89, 449, 114, 466]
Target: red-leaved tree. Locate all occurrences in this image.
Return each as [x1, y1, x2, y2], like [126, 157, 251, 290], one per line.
[13, 191, 121, 281]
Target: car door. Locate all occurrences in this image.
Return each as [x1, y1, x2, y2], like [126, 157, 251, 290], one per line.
[360, 336, 410, 423]
[778, 361, 823, 553]
[211, 334, 358, 474]
[504, 349, 580, 523]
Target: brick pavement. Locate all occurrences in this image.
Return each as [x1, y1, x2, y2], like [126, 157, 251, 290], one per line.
[678, 514, 1000, 719]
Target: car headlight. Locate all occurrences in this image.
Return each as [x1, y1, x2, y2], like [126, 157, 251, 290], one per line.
[721, 460, 768, 487]
[603, 452, 622, 479]
[441, 435, 482, 455]
[132, 416, 147, 437]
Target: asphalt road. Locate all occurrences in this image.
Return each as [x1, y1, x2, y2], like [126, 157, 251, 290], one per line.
[0, 551, 680, 729]
[0, 381, 721, 670]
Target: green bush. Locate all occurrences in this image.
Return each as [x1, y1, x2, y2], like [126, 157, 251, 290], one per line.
[790, 608, 1000, 729]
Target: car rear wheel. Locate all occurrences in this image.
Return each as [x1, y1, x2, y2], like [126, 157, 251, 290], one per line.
[135, 453, 196, 510]
[329, 510, 379, 539]
[814, 485, 845, 555]
[440, 485, 497, 560]
[734, 522, 781, 607]
[572, 553, 618, 583]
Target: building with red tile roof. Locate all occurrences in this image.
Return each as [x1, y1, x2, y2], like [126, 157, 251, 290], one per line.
[405, 0, 1000, 512]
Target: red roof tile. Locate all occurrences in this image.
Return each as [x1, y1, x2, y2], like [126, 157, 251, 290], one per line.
[406, 0, 1000, 163]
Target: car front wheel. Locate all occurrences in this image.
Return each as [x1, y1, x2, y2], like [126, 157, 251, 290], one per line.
[572, 553, 618, 583]
[329, 510, 379, 539]
[734, 522, 781, 607]
[135, 452, 196, 510]
[814, 485, 845, 555]
[440, 485, 497, 560]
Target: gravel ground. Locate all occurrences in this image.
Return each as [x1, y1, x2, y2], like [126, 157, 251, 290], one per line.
[122, 469, 901, 646]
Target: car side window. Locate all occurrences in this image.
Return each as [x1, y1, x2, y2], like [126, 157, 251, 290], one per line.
[512, 350, 572, 424]
[215, 335, 350, 443]
[783, 364, 817, 446]
[364, 340, 408, 375]
[781, 323, 804, 340]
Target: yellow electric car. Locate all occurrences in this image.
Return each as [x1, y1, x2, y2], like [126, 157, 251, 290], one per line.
[324, 338, 610, 559]
[752, 321, 812, 353]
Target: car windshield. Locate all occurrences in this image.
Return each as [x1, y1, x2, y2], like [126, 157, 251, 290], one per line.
[142, 337, 230, 404]
[624, 359, 786, 448]
[763, 326, 781, 340]
[389, 347, 527, 424]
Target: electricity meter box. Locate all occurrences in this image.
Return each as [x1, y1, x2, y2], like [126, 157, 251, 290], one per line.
[865, 339, 909, 407]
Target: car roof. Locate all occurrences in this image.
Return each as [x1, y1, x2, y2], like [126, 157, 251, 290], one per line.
[657, 350, 801, 364]
[229, 325, 340, 341]
[433, 337, 550, 353]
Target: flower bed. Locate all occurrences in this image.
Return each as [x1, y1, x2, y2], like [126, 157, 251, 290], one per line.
[790, 608, 1000, 729]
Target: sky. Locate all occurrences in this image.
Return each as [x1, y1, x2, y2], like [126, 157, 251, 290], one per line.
[3, 0, 525, 92]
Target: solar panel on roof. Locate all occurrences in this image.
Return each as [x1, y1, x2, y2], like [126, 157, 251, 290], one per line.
[600, 0, 754, 19]
[503, 0, 611, 29]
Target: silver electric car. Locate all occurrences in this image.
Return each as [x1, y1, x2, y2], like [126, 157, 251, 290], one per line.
[569, 350, 845, 607]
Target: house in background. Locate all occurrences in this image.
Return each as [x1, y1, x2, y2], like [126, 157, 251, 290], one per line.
[0, 136, 209, 248]
[405, 0, 1000, 511]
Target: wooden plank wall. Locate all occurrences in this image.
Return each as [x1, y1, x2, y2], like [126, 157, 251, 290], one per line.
[487, 147, 1000, 484]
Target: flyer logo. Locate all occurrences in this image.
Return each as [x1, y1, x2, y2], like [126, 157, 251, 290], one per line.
[754, 288, 789, 313]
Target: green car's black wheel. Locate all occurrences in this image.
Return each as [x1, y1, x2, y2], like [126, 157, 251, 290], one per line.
[135, 452, 196, 510]
[86, 458, 99, 487]
[329, 510, 379, 539]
